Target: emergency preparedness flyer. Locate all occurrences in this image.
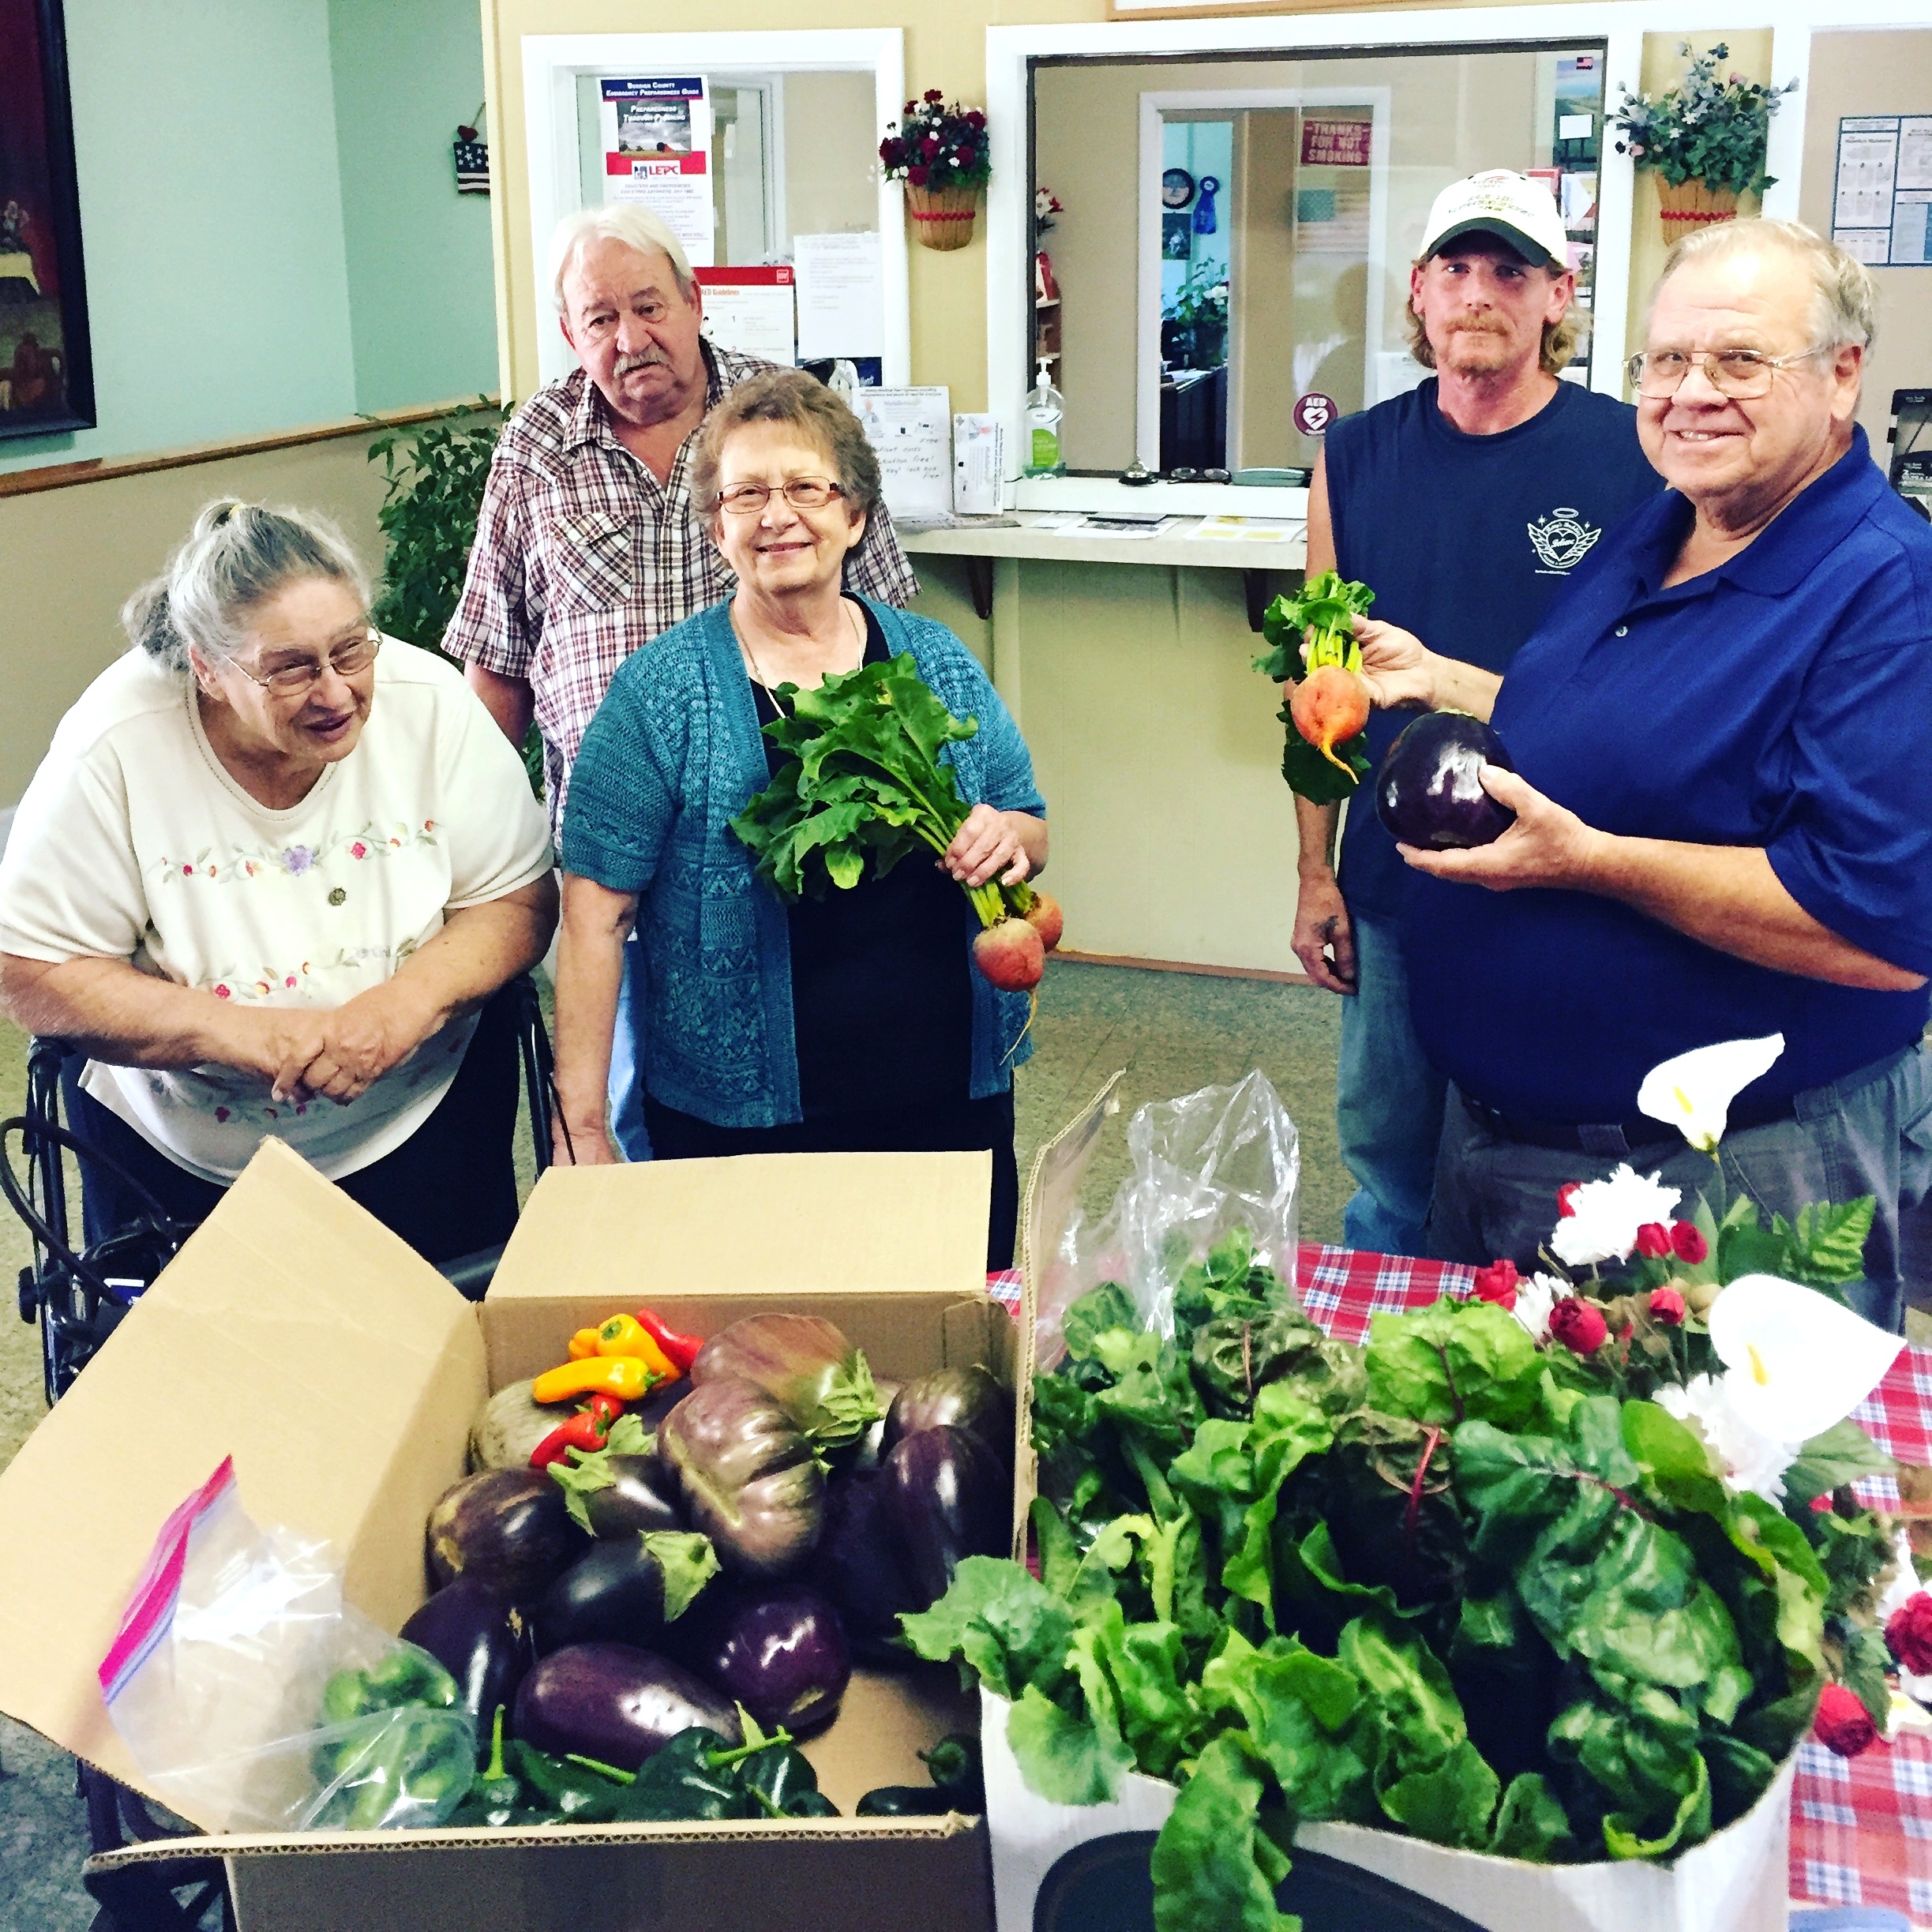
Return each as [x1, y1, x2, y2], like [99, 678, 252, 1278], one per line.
[601, 77, 715, 267]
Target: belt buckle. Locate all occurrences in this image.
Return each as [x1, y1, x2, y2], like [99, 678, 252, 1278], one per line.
[1577, 1124, 1631, 1157]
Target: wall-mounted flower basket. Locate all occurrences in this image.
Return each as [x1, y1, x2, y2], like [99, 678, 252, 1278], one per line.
[1656, 176, 1739, 241]
[881, 92, 990, 254]
[905, 182, 979, 251]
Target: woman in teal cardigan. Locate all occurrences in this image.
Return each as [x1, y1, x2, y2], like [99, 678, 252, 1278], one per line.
[552, 371, 1047, 1266]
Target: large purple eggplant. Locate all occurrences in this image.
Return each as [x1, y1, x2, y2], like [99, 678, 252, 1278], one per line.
[426, 1467, 584, 1596]
[681, 1585, 852, 1736]
[886, 1424, 1012, 1609]
[549, 1450, 685, 1540]
[534, 1531, 719, 1654]
[656, 1378, 824, 1578]
[813, 1466, 918, 1644]
[1376, 711, 1517, 852]
[883, 1366, 1015, 1469]
[512, 1642, 741, 1770]
[691, 1314, 883, 1452]
[400, 1577, 535, 1748]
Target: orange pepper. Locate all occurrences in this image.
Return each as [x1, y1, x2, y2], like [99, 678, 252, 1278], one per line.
[567, 1327, 602, 1361]
[531, 1356, 657, 1404]
[594, 1314, 677, 1381]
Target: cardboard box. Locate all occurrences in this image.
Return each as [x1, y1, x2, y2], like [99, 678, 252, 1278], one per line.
[995, 1080, 1797, 1932]
[0, 1139, 1015, 1932]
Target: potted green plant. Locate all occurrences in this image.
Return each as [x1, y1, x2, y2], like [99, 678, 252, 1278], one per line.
[1162, 263, 1229, 370]
[364, 400, 541, 792]
[880, 93, 991, 251]
[1611, 44, 1798, 241]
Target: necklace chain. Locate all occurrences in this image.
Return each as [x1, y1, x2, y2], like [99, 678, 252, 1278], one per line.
[737, 598, 865, 712]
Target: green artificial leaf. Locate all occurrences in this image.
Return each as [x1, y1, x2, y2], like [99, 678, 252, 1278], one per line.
[1716, 1212, 1788, 1284]
[1062, 1282, 1139, 1361]
[1812, 1504, 1894, 1619]
[1149, 1735, 1300, 1932]
[1622, 1399, 1730, 1521]
[1782, 1419, 1895, 1508]
[1379, 1739, 1500, 1850]
[898, 1556, 1076, 1702]
[1839, 1623, 1893, 1732]
[1487, 1773, 1578, 1861]
[1365, 1299, 1544, 1431]
[1007, 1681, 1134, 1805]
[1776, 1197, 1875, 1286]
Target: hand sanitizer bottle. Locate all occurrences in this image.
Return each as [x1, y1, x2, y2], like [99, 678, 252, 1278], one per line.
[1024, 358, 1065, 477]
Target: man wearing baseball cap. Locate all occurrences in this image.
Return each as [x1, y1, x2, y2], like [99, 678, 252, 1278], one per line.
[1291, 169, 1661, 1257]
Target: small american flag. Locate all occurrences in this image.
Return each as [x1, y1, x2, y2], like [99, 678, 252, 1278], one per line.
[453, 135, 489, 195]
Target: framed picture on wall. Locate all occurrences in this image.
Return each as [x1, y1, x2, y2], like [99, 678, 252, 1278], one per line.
[0, 0, 94, 441]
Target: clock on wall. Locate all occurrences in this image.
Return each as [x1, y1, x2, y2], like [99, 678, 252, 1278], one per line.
[1161, 167, 1196, 210]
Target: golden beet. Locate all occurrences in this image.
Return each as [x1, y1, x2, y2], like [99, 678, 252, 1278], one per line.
[1289, 665, 1370, 774]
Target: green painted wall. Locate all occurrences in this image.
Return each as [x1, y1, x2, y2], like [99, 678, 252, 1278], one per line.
[0, 0, 356, 475]
[328, 0, 498, 415]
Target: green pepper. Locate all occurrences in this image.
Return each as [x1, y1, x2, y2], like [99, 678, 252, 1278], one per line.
[313, 1710, 473, 1830]
[507, 1739, 628, 1823]
[320, 1649, 460, 1725]
[610, 1730, 752, 1823]
[919, 1733, 984, 1803]
[855, 1784, 962, 1817]
[737, 1741, 831, 1819]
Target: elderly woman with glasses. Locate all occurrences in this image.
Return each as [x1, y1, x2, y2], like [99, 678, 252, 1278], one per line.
[0, 501, 557, 1263]
[552, 370, 1047, 1266]
[1340, 220, 1932, 1327]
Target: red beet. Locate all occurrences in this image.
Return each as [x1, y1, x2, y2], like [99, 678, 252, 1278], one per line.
[1023, 891, 1064, 952]
[973, 918, 1045, 991]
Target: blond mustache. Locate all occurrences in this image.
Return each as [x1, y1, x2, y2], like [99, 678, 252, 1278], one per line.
[614, 350, 672, 374]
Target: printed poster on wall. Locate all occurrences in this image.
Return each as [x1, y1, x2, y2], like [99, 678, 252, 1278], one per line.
[1832, 115, 1932, 267]
[601, 77, 715, 267]
[1300, 117, 1372, 168]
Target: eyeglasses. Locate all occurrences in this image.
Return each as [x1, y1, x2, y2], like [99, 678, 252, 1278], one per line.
[717, 478, 846, 515]
[1626, 345, 1829, 400]
[234, 628, 381, 696]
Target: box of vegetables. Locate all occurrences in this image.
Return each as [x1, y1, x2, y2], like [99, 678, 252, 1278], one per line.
[0, 1136, 1019, 1932]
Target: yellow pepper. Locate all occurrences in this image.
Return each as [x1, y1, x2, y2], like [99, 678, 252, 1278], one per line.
[567, 1327, 602, 1361]
[594, 1314, 677, 1380]
[531, 1356, 658, 1404]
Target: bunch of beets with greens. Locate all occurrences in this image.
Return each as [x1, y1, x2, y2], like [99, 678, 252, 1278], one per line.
[1253, 573, 1375, 805]
[902, 1229, 1904, 1932]
[728, 652, 1061, 992]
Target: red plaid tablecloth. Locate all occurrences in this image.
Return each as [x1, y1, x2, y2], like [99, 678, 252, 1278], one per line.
[988, 1244, 1932, 1923]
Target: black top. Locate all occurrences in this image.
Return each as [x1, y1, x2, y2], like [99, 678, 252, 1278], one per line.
[749, 600, 974, 1115]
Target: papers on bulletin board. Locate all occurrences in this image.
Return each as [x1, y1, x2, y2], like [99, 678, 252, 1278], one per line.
[694, 266, 795, 363]
[1833, 116, 1932, 267]
[853, 386, 951, 520]
[601, 77, 715, 266]
[1185, 516, 1304, 543]
[794, 232, 886, 360]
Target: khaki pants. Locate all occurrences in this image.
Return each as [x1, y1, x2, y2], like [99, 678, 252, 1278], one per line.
[1425, 1043, 1932, 1334]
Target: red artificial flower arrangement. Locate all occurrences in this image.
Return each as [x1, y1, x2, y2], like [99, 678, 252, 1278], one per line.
[878, 92, 992, 194]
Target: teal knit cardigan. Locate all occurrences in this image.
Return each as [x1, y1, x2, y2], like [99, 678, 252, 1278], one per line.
[561, 595, 1046, 1128]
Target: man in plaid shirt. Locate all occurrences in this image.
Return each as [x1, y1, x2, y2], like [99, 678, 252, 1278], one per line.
[445, 202, 917, 823]
[445, 203, 917, 1155]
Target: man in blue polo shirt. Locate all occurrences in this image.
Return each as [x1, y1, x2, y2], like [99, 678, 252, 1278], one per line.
[1293, 171, 1660, 1255]
[1356, 219, 1932, 1330]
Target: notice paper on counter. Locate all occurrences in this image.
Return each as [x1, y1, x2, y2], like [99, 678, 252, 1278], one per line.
[853, 386, 951, 521]
[694, 266, 795, 364]
[795, 231, 886, 360]
[1186, 516, 1305, 543]
[1027, 512, 1180, 539]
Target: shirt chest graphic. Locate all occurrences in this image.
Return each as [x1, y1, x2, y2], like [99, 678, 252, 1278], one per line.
[1527, 505, 1605, 575]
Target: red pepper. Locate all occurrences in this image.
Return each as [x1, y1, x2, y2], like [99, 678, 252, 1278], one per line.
[529, 1392, 624, 1470]
[634, 1308, 703, 1375]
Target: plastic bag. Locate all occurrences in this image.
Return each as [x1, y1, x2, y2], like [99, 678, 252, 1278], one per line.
[1034, 1069, 1300, 1364]
[100, 1457, 474, 1834]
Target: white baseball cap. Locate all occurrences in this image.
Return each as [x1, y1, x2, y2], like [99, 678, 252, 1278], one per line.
[1420, 170, 1569, 272]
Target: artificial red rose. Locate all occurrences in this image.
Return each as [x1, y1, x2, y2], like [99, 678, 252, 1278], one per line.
[966, 109, 986, 126]
[1887, 1590, 1932, 1675]
[922, 134, 941, 157]
[1556, 1181, 1582, 1217]
[924, 88, 944, 103]
[1648, 1285, 1686, 1326]
[1814, 1683, 1879, 1758]
[1634, 1223, 1672, 1259]
[1549, 1297, 1609, 1356]
[1670, 1221, 1709, 1264]
[879, 138, 902, 167]
[909, 164, 929, 186]
[1471, 1259, 1520, 1311]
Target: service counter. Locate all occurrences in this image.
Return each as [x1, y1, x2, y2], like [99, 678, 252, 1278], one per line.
[902, 512, 1311, 978]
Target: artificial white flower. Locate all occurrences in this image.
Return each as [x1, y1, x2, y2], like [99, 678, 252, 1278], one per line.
[1636, 1034, 1785, 1154]
[1548, 1164, 1683, 1268]
[1653, 1375, 1802, 1504]
[1707, 1274, 1905, 1446]
[1511, 1273, 1561, 1344]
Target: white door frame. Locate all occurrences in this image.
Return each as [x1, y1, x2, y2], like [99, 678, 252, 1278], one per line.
[520, 29, 907, 388]
[1139, 87, 1390, 473]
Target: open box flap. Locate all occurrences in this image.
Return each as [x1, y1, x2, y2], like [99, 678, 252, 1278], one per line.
[0, 1139, 485, 1816]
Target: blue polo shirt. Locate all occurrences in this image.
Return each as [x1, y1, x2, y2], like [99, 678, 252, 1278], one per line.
[1405, 428, 1932, 1123]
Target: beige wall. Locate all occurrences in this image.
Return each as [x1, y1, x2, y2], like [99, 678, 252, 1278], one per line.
[0, 434, 394, 810]
[1799, 28, 1932, 456]
[782, 71, 883, 242]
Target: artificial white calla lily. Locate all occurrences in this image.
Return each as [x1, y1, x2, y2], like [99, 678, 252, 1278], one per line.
[1706, 1273, 1905, 1446]
[1548, 1164, 1682, 1268]
[1636, 1034, 1785, 1154]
